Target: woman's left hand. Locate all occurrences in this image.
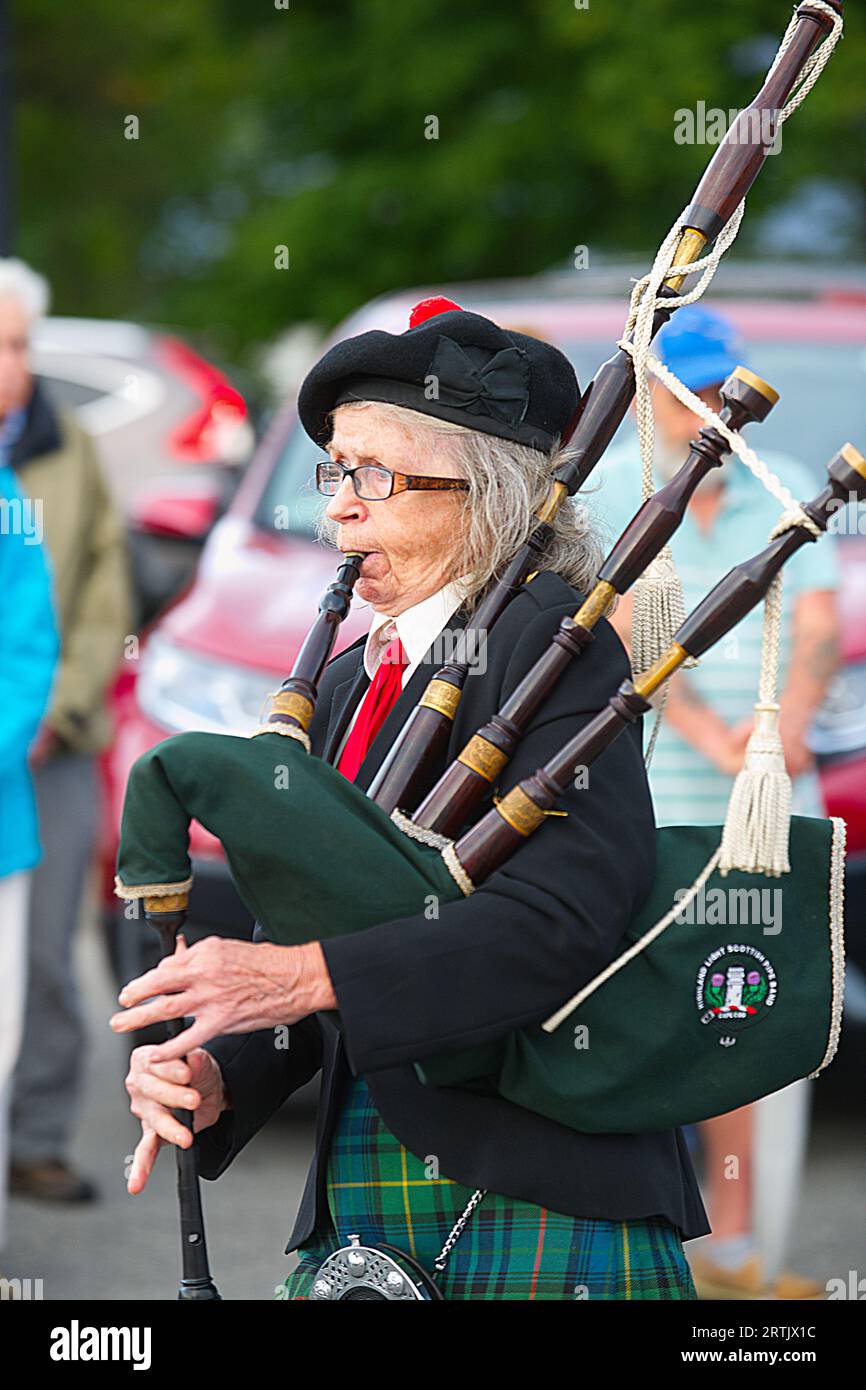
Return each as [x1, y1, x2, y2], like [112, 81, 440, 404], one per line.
[109, 935, 337, 1062]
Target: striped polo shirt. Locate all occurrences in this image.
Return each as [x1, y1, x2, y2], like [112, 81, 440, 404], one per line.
[590, 440, 840, 826]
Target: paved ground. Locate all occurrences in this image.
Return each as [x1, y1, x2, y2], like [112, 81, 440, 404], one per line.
[6, 900, 316, 1301]
[6, 900, 865, 1301]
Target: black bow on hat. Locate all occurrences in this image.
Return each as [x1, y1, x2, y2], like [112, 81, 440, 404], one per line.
[297, 299, 580, 452]
[426, 337, 530, 428]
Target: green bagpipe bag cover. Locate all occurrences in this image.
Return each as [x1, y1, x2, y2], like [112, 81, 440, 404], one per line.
[115, 731, 469, 940]
[116, 733, 845, 1134]
[416, 817, 846, 1132]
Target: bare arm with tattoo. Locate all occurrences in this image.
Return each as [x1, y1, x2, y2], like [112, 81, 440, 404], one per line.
[774, 589, 840, 777]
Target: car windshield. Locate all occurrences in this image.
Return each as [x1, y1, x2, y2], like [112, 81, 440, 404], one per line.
[253, 339, 866, 538]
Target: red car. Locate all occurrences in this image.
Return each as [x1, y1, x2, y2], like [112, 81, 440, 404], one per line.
[35, 316, 256, 625]
[100, 272, 866, 998]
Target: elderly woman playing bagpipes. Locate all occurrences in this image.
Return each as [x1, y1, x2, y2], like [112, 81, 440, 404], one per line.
[111, 299, 710, 1300]
[110, 2, 852, 1301]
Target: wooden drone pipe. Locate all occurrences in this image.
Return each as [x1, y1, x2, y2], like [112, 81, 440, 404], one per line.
[672, 440, 862, 660]
[367, 3, 842, 819]
[682, 1, 843, 244]
[596, 367, 778, 594]
[453, 441, 864, 885]
[412, 367, 779, 836]
[562, 1, 841, 481]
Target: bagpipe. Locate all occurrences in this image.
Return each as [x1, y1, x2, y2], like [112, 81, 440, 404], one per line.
[114, 1, 850, 1300]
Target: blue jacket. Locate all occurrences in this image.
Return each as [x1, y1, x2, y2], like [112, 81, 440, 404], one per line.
[0, 463, 59, 877]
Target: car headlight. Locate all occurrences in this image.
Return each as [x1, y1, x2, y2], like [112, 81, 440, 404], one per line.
[808, 661, 866, 758]
[137, 635, 281, 736]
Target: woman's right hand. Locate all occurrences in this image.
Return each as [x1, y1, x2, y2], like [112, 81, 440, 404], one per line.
[124, 1045, 228, 1195]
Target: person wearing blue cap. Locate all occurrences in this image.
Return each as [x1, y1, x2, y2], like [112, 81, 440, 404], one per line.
[594, 303, 841, 1300]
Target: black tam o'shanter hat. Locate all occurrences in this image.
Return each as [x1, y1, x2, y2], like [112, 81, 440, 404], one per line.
[298, 295, 581, 453]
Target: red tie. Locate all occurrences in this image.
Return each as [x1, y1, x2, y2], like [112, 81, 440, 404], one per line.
[336, 632, 409, 783]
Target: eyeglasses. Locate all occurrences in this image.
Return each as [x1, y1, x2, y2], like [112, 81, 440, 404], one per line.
[316, 458, 470, 501]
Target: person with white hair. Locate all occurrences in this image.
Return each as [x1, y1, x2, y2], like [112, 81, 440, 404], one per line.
[0, 258, 132, 1205]
[114, 299, 710, 1300]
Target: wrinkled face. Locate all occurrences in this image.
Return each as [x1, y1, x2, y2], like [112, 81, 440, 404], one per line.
[324, 403, 467, 614]
[0, 296, 32, 417]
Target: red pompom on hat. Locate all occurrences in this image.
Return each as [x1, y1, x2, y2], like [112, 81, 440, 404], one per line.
[408, 295, 463, 328]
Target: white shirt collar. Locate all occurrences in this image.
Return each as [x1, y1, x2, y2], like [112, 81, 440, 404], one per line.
[362, 576, 471, 683]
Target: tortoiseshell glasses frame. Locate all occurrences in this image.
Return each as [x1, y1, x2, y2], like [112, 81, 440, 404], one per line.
[316, 458, 470, 501]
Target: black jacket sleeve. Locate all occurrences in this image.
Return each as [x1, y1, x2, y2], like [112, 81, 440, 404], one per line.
[196, 1012, 323, 1180]
[321, 608, 657, 1077]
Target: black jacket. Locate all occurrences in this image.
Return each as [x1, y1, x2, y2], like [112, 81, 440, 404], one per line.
[198, 569, 711, 1245]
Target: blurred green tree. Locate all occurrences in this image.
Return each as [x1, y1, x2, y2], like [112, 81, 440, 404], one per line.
[14, 0, 865, 359]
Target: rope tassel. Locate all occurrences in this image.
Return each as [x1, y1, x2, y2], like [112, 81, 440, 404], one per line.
[719, 574, 792, 876]
[630, 544, 692, 675]
[719, 702, 792, 876]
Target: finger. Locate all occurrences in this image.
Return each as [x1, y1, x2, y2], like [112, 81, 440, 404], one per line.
[117, 967, 168, 1008]
[110, 995, 192, 1033]
[127, 1131, 162, 1195]
[128, 1042, 162, 1074]
[185, 1050, 216, 1085]
[138, 1071, 201, 1112]
[117, 955, 190, 1008]
[150, 1104, 196, 1150]
[150, 1058, 191, 1085]
[149, 1019, 216, 1064]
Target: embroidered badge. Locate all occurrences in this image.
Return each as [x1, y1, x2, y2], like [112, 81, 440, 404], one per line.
[696, 944, 777, 1036]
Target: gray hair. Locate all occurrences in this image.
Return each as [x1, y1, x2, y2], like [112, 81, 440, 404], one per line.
[0, 258, 50, 325]
[315, 400, 603, 617]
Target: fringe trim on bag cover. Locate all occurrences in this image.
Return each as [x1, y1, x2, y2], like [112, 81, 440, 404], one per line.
[807, 815, 847, 1078]
[114, 874, 194, 901]
[250, 724, 312, 754]
[390, 808, 475, 898]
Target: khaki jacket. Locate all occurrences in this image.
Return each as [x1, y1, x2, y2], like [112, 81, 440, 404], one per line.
[15, 381, 131, 754]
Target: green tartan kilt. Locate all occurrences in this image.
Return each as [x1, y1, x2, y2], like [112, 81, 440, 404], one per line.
[274, 1076, 697, 1302]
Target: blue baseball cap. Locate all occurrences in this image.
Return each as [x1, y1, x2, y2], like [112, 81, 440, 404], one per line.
[655, 305, 746, 393]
